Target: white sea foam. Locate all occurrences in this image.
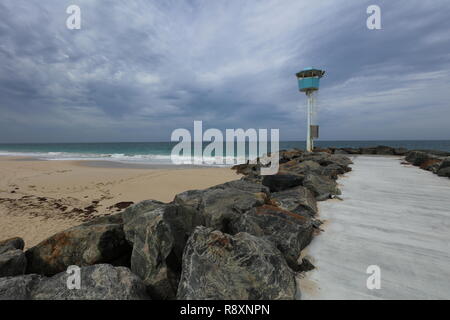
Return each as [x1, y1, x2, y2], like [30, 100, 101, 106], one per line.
[0, 150, 245, 166]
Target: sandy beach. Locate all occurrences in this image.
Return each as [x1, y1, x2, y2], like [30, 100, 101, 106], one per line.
[0, 156, 239, 248]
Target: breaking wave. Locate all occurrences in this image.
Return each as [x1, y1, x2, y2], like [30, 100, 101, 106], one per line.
[0, 150, 248, 166]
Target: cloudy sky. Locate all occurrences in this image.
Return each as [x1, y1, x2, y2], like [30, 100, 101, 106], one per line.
[0, 0, 449, 143]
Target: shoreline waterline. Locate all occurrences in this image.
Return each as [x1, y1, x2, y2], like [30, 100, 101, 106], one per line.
[0, 155, 230, 170]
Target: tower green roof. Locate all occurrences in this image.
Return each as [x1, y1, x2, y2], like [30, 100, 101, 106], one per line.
[296, 68, 325, 78]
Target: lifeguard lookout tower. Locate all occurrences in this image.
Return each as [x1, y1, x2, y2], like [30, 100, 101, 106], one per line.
[296, 67, 325, 152]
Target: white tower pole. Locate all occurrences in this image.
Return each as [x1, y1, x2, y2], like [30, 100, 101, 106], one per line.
[311, 92, 315, 151]
[306, 91, 312, 152]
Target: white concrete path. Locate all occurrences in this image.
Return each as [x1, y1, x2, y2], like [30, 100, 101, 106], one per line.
[298, 156, 450, 300]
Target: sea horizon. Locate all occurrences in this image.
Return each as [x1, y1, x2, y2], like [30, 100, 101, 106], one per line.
[1, 140, 449, 165]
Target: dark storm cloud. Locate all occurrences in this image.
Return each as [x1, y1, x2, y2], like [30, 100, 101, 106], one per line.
[0, 0, 449, 142]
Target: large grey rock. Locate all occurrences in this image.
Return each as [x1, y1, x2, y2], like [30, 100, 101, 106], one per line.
[437, 167, 450, 178]
[212, 179, 270, 195]
[228, 205, 314, 271]
[330, 148, 359, 155]
[262, 172, 304, 192]
[297, 152, 332, 163]
[173, 189, 205, 210]
[280, 160, 321, 176]
[303, 172, 341, 200]
[271, 186, 317, 217]
[359, 147, 376, 154]
[177, 227, 297, 300]
[122, 200, 167, 243]
[25, 216, 131, 276]
[294, 153, 352, 170]
[420, 158, 442, 173]
[405, 151, 435, 166]
[124, 202, 203, 299]
[279, 154, 352, 180]
[405, 152, 450, 176]
[416, 149, 450, 157]
[232, 152, 352, 190]
[31, 264, 149, 300]
[279, 149, 304, 164]
[231, 163, 261, 176]
[0, 274, 42, 300]
[175, 182, 266, 231]
[0, 249, 27, 277]
[290, 160, 321, 172]
[327, 154, 353, 168]
[394, 148, 408, 155]
[129, 208, 177, 299]
[162, 204, 205, 257]
[341, 148, 361, 154]
[199, 187, 266, 230]
[313, 147, 333, 154]
[438, 157, 450, 171]
[374, 146, 395, 155]
[318, 163, 348, 180]
[125, 182, 266, 299]
[0, 237, 25, 254]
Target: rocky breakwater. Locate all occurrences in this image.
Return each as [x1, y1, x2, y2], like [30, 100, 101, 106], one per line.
[0, 150, 352, 300]
[404, 150, 450, 178]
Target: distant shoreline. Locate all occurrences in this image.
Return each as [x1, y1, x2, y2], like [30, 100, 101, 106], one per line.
[78, 160, 219, 170]
[0, 155, 224, 170]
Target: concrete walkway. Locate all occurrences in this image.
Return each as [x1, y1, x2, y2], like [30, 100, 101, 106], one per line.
[298, 156, 450, 299]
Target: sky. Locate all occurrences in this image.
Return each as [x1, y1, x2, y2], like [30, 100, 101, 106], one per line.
[0, 0, 449, 143]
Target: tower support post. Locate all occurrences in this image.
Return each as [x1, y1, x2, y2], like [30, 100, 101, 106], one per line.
[306, 91, 313, 152]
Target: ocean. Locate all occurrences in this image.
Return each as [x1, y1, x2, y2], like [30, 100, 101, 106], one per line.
[0, 141, 449, 166]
